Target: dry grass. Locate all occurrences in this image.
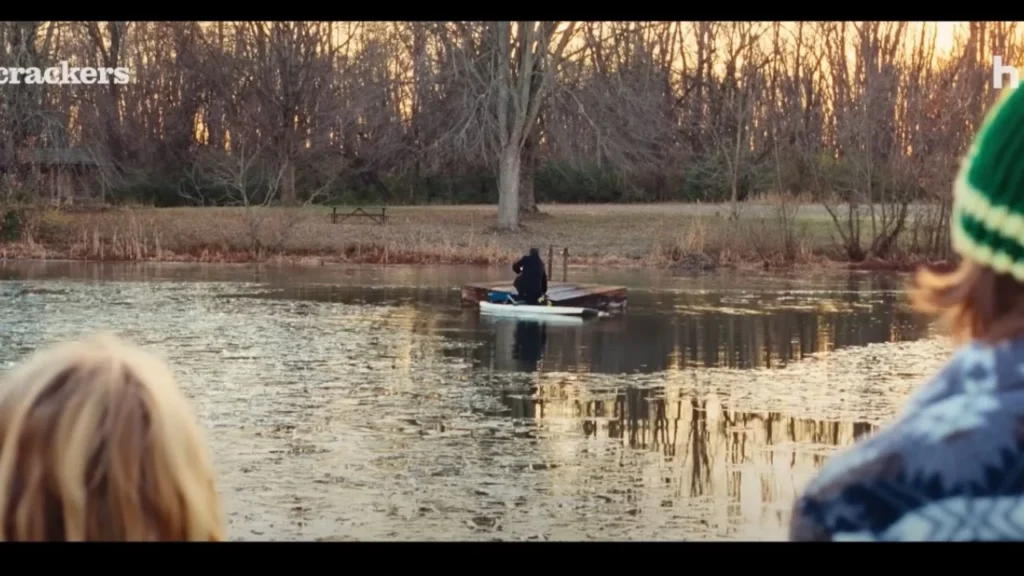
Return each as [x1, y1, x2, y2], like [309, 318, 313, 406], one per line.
[0, 200, 946, 270]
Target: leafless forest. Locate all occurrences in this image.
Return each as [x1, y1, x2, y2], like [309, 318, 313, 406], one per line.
[0, 22, 1019, 263]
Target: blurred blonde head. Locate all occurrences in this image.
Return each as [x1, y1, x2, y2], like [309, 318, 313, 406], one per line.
[0, 334, 224, 541]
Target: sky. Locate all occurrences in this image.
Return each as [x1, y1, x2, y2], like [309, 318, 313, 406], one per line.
[935, 21, 958, 56]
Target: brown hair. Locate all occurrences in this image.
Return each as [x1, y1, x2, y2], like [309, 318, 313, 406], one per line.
[910, 258, 1024, 345]
[0, 334, 224, 541]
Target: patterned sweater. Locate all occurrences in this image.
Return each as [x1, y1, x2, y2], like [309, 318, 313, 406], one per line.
[789, 337, 1024, 541]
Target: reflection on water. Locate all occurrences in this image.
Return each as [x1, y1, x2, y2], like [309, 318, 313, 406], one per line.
[465, 287, 927, 373]
[510, 321, 548, 372]
[0, 260, 948, 540]
[503, 387, 875, 504]
[236, 272, 930, 373]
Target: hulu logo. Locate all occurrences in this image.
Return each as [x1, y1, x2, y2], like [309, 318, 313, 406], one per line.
[994, 56, 1020, 89]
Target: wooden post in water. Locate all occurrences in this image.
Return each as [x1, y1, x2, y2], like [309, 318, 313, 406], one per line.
[548, 245, 553, 279]
[562, 247, 569, 282]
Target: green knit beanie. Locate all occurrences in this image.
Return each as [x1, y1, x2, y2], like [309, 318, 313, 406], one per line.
[952, 85, 1024, 280]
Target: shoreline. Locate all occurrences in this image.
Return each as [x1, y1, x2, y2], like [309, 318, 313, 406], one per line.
[0, 242, 947, 276]
[0, 202, 955, 276]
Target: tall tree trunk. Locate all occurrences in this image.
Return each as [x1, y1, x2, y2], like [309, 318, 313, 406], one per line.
[280, 154, 297, 204]
[497, 144, 521, 229]
[519, 129, 538, 214]
[208, 21, 225, 150]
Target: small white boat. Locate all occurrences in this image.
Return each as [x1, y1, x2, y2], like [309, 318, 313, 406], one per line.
[479, 300, 607, 318]
[479, 312, 585, 326]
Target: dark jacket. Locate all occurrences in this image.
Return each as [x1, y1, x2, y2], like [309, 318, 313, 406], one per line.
[790, 336, 1024, 541]
[512, 251, 547, 295]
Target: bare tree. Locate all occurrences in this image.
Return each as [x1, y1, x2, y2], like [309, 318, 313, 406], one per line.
[488, 21, 576, 230]
[189, 22, 356, 204]
[184, 133, 282, 257]
[2, 20, 1017, 263]
[706, 22, 770, 219]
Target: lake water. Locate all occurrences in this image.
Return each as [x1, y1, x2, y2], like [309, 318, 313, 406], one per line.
[0, 260, 951, 540]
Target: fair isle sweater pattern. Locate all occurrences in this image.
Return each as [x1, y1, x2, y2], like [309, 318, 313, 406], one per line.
[789, 337, 1024, 541]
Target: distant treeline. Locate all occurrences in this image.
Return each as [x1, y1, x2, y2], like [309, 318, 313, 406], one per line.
[0, 22, 1017, 211]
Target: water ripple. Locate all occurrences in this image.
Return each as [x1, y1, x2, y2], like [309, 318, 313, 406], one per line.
[0, 266, 947, 540]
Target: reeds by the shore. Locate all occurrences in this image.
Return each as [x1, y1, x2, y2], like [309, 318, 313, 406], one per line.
[0, 200, 953, 271]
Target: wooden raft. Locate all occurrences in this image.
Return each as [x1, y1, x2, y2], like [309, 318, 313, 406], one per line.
[461, 281, 627, 311]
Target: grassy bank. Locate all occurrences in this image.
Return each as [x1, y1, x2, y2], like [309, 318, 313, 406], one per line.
[0, 200, 952, 271]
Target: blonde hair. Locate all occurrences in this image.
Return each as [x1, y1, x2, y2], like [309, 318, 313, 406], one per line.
[0, 334, 224, 541]
[911, 258, 1024, 345]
